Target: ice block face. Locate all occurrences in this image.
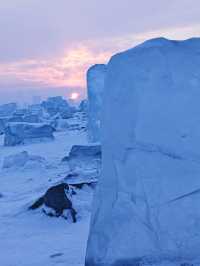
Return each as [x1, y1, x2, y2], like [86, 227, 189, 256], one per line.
[85, 38, 200, 266]
[87, 64, 107, 143]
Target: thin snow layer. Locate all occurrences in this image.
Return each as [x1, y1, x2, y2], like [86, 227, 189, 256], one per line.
[2, 150, 49, 170]
[0, 130, 91, 266]
[86, 38, 200, 266]
[87, 64, 107, 143]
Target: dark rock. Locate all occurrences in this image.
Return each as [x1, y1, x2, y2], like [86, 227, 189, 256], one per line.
[29, 183, 77, 222]
[44, 183, 72, 214]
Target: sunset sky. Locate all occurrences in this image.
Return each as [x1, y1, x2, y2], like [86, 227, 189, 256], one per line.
[0, 0, 200, 103]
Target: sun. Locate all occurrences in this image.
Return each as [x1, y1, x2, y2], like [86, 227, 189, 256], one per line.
[70, 92, 79, 101]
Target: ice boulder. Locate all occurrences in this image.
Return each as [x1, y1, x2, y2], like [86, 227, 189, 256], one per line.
[4, 122, 55, 146]
[42, 96, 73, 118]
[28, 104, 44, 116]
[63, 145, 101, 180]
[87, 64, 107, 142]
[79, 99, 88, 113]
[53, 117, 69, 131]
[66, 111, 87, 132]
[2, 151, 47, 169]
[8, 114, 24, 122]
[0, 117, 8, 134]
[14, 108, 28, 117]
[23, 114, 40, 123]
[85, 38, 200, 266]
[0, 103, 17, 117]
[0, 119, 4, 134]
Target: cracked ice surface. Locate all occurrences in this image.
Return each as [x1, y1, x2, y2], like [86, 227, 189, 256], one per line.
[85, 38, 200, 266]
[87, 64, 107, 143]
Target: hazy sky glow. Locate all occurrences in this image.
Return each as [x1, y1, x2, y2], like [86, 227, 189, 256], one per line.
[0, 0, 200, 102]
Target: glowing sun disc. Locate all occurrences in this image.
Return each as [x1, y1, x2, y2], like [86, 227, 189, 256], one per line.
[70, 92, 79, 100]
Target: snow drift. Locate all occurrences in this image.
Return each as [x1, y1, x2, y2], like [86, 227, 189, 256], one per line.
[85, 38, 200, 266]
[2, 151, 47, 170]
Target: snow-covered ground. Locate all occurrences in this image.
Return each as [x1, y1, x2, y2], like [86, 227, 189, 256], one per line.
[0, 130, 92, 266]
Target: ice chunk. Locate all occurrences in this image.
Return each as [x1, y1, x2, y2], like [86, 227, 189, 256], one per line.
[28, 104, 44, 116]
[52, 117, 69, 132]
[0, 103, 17, 117]
[0, 117, 8, 134]
[87, 64, 107, 142]
[41, 96, 74, 118]
[4, 122, 55, 146]
[23, 114, 41, 123]
[66, 112, 87, 132]
[8, 115, 24, 123]
[86, 38, 200, 266]
[14, 108, 28, 117]
[79, 99, 88, 113]
[63, 145, 101, 180]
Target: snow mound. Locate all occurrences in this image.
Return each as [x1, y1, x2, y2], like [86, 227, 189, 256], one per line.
[87, 64, 107, 142]
[4, 122, 55, 146]
[86, 38, 200, 266]
[2, 151, 47, 170]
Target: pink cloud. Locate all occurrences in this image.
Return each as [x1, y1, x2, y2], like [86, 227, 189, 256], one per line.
[0, 46, 111, 89]
[0, 24, 199, 92]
